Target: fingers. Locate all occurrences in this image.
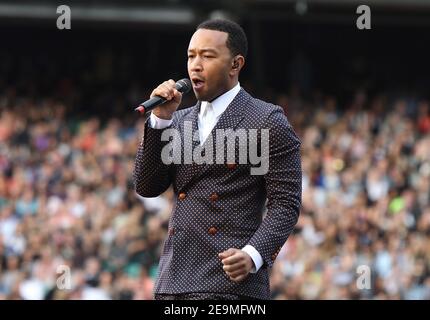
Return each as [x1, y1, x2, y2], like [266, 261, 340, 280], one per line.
[225, 267, 248, 283]
[221, 254, 242, 266]
[223, 261, 245, 273]
[218, 248, 236, 260]
[219, 247, 255, 283]
[151, 79, 178, 100]
[158, 83, 175, 100]
[219, 248, 251, 283]
[228, 269, 247, 279]
[227, 269, 245, 278]
[225, 266, 246, 278]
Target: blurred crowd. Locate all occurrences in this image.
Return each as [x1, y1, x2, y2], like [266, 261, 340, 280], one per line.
[272, 90, 430, 299]
[0, 84, 429, 299]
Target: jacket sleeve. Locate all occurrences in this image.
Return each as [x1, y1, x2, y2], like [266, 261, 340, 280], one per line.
[247, 106, 302, 268]
[133, 116, 174, 198]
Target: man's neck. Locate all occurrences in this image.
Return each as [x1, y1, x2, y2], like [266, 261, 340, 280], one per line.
[208, 81, 240, 103]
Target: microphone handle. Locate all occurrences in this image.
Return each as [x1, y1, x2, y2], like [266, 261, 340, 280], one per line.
[135, 96, 166, 114]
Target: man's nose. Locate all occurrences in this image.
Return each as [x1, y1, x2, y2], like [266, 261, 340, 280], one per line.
[189, 57, 203, 72]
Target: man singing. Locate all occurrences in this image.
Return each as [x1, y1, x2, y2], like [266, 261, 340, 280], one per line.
[134, 19, 302, 300]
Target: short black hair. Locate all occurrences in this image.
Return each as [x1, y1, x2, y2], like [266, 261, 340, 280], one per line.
[197, 19, 248, 59]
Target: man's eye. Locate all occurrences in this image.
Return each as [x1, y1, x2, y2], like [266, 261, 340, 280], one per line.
[188, 55, 195, 59]
[203, 55, 214, 59]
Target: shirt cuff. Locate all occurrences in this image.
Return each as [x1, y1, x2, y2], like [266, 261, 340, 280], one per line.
[242, 245, 264, 273]
[149, 112, 173, 129]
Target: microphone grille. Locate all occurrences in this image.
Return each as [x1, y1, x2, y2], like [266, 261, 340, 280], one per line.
[176, 78, 192, 93]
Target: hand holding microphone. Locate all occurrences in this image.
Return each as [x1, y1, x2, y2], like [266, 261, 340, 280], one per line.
[135, 78, 191, 120]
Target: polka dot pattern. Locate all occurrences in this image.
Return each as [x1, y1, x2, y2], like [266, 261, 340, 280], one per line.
[134, 88, 302, 300]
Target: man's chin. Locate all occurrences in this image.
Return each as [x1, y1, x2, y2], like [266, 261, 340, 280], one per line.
[193, 91, 208, 102]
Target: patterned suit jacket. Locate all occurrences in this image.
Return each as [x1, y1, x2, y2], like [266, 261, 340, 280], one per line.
[134, 88, 302, 299]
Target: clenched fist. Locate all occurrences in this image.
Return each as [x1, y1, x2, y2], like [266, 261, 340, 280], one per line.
[219, 248, 254, 283]
[150, 79, 183, 120]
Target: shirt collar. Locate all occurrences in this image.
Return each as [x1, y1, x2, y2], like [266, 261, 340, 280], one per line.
[200, 82, 241, 118]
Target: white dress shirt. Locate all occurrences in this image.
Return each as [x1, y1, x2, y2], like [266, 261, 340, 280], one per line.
[149, 82, 264, 273]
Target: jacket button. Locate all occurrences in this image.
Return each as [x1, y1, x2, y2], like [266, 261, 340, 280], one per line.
[226, 163, 237, 170]
[168, 227, 175, 235]
[210, 192, 219, 202]
[208, 227, 218, 235]
[178, 192, 186, 200]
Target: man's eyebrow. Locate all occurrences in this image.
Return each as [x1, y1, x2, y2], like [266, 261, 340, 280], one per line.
[187, 48, 218, 54]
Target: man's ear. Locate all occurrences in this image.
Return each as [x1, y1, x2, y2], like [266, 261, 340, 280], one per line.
[231, 55, 245, 74]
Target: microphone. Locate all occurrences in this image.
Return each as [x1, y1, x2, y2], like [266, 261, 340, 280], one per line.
[135, 78, 192, 114]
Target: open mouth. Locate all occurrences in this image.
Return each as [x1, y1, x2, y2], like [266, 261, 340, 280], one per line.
[192, 78, 205, 90]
